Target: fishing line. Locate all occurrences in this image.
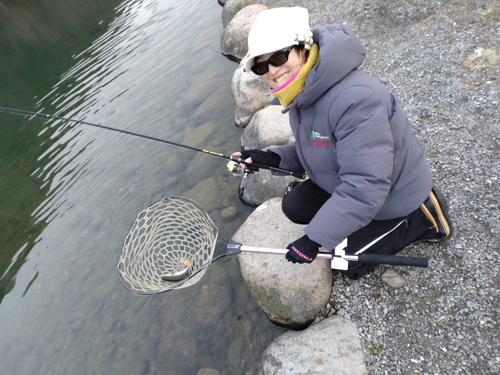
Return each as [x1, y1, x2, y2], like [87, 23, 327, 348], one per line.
[0, 106, 306, 179]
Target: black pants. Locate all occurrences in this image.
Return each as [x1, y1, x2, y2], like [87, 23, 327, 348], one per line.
[282, 179, 436, 280]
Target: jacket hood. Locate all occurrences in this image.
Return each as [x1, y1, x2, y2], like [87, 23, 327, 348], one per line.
[288, 25, 366, 110]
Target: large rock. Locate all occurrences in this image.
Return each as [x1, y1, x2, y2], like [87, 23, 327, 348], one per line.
[231, 64, 274, 127]
[232, 198, 332, 329]
[220, 4, 268, 62]
[239, 168, 298, 207]
[222, 0, 258, 28]
[241, 105, 295, 149]
[257, 316, 368, 375]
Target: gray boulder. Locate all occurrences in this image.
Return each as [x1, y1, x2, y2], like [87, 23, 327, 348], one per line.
[220, 4, 268, 62]
[239, 168, 298, 207]
[241, 105, 295, 149]
[257, 316, 368, 375]
[231, 63, 274, 127]
[232, 198, 332, 329]
[222, 0, 258, 28]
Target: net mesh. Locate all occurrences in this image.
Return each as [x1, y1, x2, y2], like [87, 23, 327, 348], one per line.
[117, 197, 218, 294]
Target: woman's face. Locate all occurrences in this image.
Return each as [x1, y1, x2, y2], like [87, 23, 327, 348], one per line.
[256, 47, 306, 90]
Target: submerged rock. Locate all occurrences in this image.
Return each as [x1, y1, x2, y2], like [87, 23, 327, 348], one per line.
[221, 206, 238, 221]
[257, 316, 368, 375]
[197, 369, 222, 375]
[232, 198, 332, 329]
[185, 177, 223, 211]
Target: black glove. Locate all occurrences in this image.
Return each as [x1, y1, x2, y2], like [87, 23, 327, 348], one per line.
[285, 235, 320, 264]
[240, 149, 281, 171]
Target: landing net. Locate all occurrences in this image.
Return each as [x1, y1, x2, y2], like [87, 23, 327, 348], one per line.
[117, 197, 218, 294]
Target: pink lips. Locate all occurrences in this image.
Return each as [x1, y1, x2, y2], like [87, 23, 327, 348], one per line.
[270, 69, 301, 93]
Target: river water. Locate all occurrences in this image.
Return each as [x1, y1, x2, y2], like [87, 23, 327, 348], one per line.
[0, 1, 284, 374]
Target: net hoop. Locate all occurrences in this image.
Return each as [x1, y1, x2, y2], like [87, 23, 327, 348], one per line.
[117, 196, 219, 295]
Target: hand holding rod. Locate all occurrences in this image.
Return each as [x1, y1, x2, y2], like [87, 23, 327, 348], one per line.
[239, 160, 306, 179]
[0, 106, 307, 179]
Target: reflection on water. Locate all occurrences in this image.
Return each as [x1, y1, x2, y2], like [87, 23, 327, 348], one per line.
[0, 0, 285, 374]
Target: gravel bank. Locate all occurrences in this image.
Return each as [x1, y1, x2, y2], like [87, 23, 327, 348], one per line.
[250, 0, 499, 373]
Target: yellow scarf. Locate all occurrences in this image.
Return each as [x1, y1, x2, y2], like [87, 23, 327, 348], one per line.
[271, 44, 320, 108]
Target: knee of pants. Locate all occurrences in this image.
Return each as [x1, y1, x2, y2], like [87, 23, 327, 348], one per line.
[281, 199, 303, 224]
[281, 183, 308, 224]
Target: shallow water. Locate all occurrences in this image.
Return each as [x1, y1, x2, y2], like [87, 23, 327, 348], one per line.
[0, 1, 284, 374]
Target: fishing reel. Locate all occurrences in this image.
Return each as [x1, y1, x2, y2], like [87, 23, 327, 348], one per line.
[227, 160, 252, 178]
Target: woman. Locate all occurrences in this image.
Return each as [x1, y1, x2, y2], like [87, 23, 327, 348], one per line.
[233, 7, 452, 279]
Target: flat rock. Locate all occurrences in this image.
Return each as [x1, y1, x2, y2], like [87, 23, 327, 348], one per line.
[232, 198, 332, 329]
[257, 316, 367, 375]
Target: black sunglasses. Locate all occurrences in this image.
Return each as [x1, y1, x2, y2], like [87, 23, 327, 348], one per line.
[251, 47, 295, 75]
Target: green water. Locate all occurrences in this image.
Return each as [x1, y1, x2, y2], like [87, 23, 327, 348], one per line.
[0, 1, 284, 374]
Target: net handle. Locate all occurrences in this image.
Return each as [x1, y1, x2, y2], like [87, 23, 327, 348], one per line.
[237, 245, 428, 268]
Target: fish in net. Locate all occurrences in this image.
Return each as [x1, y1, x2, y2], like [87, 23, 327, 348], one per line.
[117, 197, 218, 294]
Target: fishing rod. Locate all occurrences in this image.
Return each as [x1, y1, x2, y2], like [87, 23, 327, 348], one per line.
[0, 106, 306, 179]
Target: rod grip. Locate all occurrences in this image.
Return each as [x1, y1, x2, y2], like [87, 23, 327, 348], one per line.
[250, 162, 306, 179]
[357, 254, 428, 268]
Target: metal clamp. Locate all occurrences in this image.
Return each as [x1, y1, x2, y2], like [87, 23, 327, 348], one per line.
[331, 238, 349, 270]
[226, 241, 242, 256]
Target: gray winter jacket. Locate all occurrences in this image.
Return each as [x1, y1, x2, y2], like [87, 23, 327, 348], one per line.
[270, 25, 433, 250]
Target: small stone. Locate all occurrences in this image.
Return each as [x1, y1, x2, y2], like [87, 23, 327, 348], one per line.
[353, 282, 360, 293]
[381, 270, 406, 288]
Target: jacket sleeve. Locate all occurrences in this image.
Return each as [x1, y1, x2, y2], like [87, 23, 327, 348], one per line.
[304, 86, 394, 250]
[268, 143, 305, 175]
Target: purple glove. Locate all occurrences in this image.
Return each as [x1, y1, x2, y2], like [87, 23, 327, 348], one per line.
[286, 235, 320, 264]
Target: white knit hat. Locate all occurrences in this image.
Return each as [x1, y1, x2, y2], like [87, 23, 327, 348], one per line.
[243, 7, 313, 73]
